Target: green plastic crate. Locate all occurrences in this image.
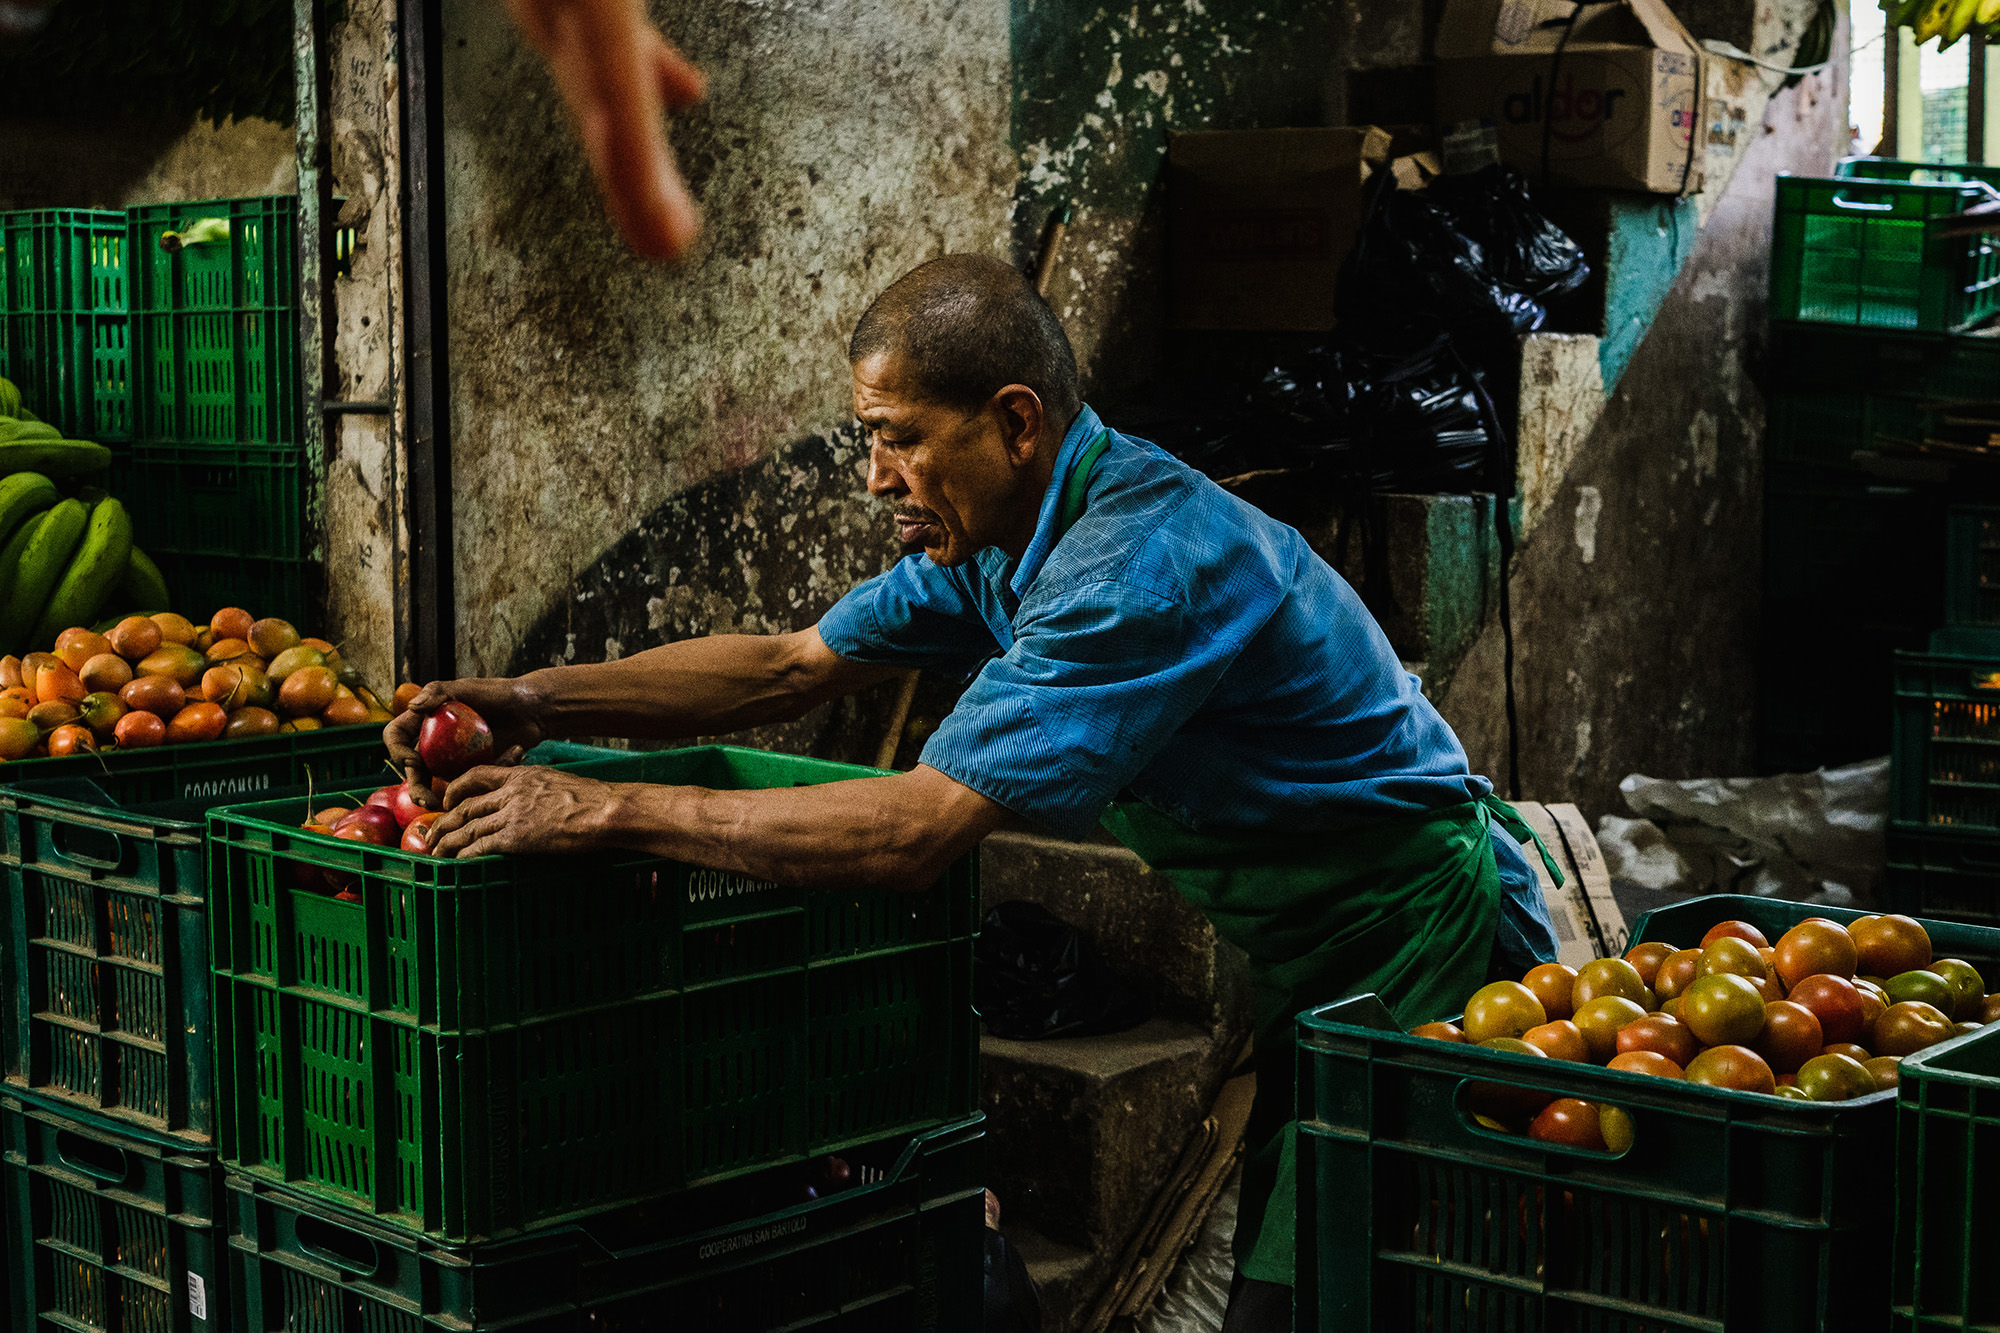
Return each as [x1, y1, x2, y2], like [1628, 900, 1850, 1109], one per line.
[1892, 1022, 2000, 1329]
[0, 722, 382, 805]
[1887, 826, 2000, 928]
[1296, 894, 2000, 1333]
[1890, 650, 2000, 832]
[1771, 171, 2000, 333]
[141, 550, 315, 629]
[0, 742, 576, 1148]
[1766, 324, 2000, 471]
[226, 1114, 984, 1332]
[110, 443, 308, 561]
[3, 1091, 226, 1333]
[0, 208, 133, 442]
[1943, 505, 2000, 635]
[207, 744, 980, 1245]
[129, 197, 300, 450]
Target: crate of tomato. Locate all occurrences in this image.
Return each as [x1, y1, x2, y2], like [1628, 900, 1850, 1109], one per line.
[1295, 896, 2000, 1333]
[206, 742, 981, 1245]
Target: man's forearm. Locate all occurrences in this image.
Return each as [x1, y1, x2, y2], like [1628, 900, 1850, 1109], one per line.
[523, 630, 892, 742]
[594, 766, 1016, 891]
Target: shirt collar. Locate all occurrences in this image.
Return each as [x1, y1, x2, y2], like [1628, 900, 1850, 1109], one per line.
[1008, 403, 1104, 599]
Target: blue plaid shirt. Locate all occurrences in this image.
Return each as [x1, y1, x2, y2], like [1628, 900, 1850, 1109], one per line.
[819, 406, 1555, 965]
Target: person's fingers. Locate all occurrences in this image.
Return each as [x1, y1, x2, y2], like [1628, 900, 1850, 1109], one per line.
[408, 681, 451, 713]
[431, 806, 503, 858]
[652, 35, 705, 112]
[442, 767, 514, 810]
[382, 710, 421, 763]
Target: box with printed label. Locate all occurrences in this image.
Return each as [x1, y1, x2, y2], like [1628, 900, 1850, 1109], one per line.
[1435, 0, 1705, 195]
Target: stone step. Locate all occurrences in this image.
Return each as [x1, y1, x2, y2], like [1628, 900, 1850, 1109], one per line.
[980, 831, 1252, 1032]
[1007, 1224, 1100, 1333]
[980, 1016, 1243, 1257]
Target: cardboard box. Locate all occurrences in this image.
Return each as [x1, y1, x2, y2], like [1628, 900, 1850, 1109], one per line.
[1435, 0, 1705, 196]
[1514, 799, 1629, 967]
[1166, 125, 1393, 331]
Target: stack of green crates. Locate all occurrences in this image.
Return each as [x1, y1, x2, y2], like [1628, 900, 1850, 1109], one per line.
[1295, 895, 2000, 1332]
[199, 743, 985, 1330]
[0, 207, 132, 443]
[1760, 158, 2000, 775]
[1891, 1021, 2000, 1328]
[124, 196, 312, 626]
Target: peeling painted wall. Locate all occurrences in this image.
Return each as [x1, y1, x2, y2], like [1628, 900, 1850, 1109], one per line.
[1435, 68, 1847, 816]
[442, 0, 1017, 684]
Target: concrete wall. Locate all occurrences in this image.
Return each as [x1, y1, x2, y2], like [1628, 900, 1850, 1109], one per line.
[1435, 68, 1849, 816]
[0, 114, 295, 212]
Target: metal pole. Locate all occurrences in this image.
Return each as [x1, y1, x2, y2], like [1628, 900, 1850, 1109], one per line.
[401, 0, 455, 682]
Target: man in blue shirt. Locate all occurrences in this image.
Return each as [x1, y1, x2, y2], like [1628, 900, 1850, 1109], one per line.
[393, 253, 1556, 1332]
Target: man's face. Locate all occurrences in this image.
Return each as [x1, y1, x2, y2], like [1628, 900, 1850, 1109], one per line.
[852, 351, 1035, 567]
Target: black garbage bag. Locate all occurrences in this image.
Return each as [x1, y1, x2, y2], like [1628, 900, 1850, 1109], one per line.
[1427, 163, 1591, 302]
[984, 1225, 1044, 1333]
[1335, 166, 1548, 338]
[974, 901, 1151, 1040]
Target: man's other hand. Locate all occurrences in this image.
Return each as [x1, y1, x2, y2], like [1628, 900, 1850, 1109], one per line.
[503, 0, 706, 261]
[383, 677, 546, 770]
[426, 765, 613, 858]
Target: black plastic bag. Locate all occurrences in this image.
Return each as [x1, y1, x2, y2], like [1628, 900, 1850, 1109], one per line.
[1427, 164, 1590, 302]
[974, 901, 1151, 1040]
[984, 1226, 1044, 1333]
[1336, 167, 1548, 338]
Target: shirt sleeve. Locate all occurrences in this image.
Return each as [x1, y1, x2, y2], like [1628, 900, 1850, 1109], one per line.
[917, 577, 1248, 839]
[815, 553, 1002, 669]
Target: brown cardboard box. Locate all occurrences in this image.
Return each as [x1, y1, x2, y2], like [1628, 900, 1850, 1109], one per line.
[1435, 0, 1704, 196]
[1166, 125, 1393, 331]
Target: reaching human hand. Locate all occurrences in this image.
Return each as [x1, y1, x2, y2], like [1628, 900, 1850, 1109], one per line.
[503, 0, 706, 260]
[382, 677, 546, 772]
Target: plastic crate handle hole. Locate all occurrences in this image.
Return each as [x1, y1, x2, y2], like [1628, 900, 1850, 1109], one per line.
[296, 1213, 384, 1277]
[49, 819, 129, 872]
[54, 1129, 131, 1185]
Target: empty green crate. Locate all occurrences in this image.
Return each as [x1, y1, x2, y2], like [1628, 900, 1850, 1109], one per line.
[1891, 650, 2000, 831]
[1772, 171, 2000, 333]
[1893, 1023, 2000, 1329]
[1888, 826, 2000, 928]
[226, 1114, 984, 1332]
[143, 550, 314, 628]
[3, 1092, 226, 1333]
[1296, 894, 2000, 1333]
[0, 208, 133, 441]
[1767, 325, 2000, 471]
[129, 198, 301, 450]
[111, 443, 307, 561]
[207, 744, 980, 1245]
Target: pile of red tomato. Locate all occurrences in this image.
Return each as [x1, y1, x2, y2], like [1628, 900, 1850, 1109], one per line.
[1414, 914, 1991, 1151]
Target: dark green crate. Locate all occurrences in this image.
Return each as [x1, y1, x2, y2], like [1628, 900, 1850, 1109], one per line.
[1296, 894, 2000, 1333]
[141, 550, 315, 629]
[1944, 505, 2000, 631]
[0, 722, 382, 805]
[1771, 171, 2000, 333]
[1767, 325, 2000, 471]
[1892, 1022, 2000, 1329]
[0, 740, 578, 1151]
[3, 1091, 226, 1333]
[0, 208, 133, 442]
[1891, 650, 2000, 832]
[129, 198, 300, 450]
[226, 1115, 984, 1332]
[1887, 825, 2000, 927]
[110, 443, 307, 561]
[207, 744, 980, 1245]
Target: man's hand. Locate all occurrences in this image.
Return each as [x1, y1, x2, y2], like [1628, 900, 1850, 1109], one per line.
[383, 677, 547, 770]
[427, 765, 616, 859]
[503, 0, 706, 261]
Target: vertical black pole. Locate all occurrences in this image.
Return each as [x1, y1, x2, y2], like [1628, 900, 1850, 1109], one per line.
[402, 0, 455, 682]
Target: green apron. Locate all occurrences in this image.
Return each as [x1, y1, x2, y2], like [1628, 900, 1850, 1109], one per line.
[1054, 430, 1561, 1286]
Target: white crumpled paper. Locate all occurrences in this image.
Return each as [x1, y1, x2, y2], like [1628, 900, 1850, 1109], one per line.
[1595, 756, 1888, 914]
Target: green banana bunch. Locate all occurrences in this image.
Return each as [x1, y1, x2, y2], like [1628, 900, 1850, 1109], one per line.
[0, 418, 111, 477]
[1888, 0, 2000, 48]
[0, 377, 20, 420]
[0, 497, 86, 653]
[31, 498, 132, 648]
[122, 547, 170, 613]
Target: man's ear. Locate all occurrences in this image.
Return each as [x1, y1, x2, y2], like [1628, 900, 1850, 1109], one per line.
[991, 384, 1045, 465]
